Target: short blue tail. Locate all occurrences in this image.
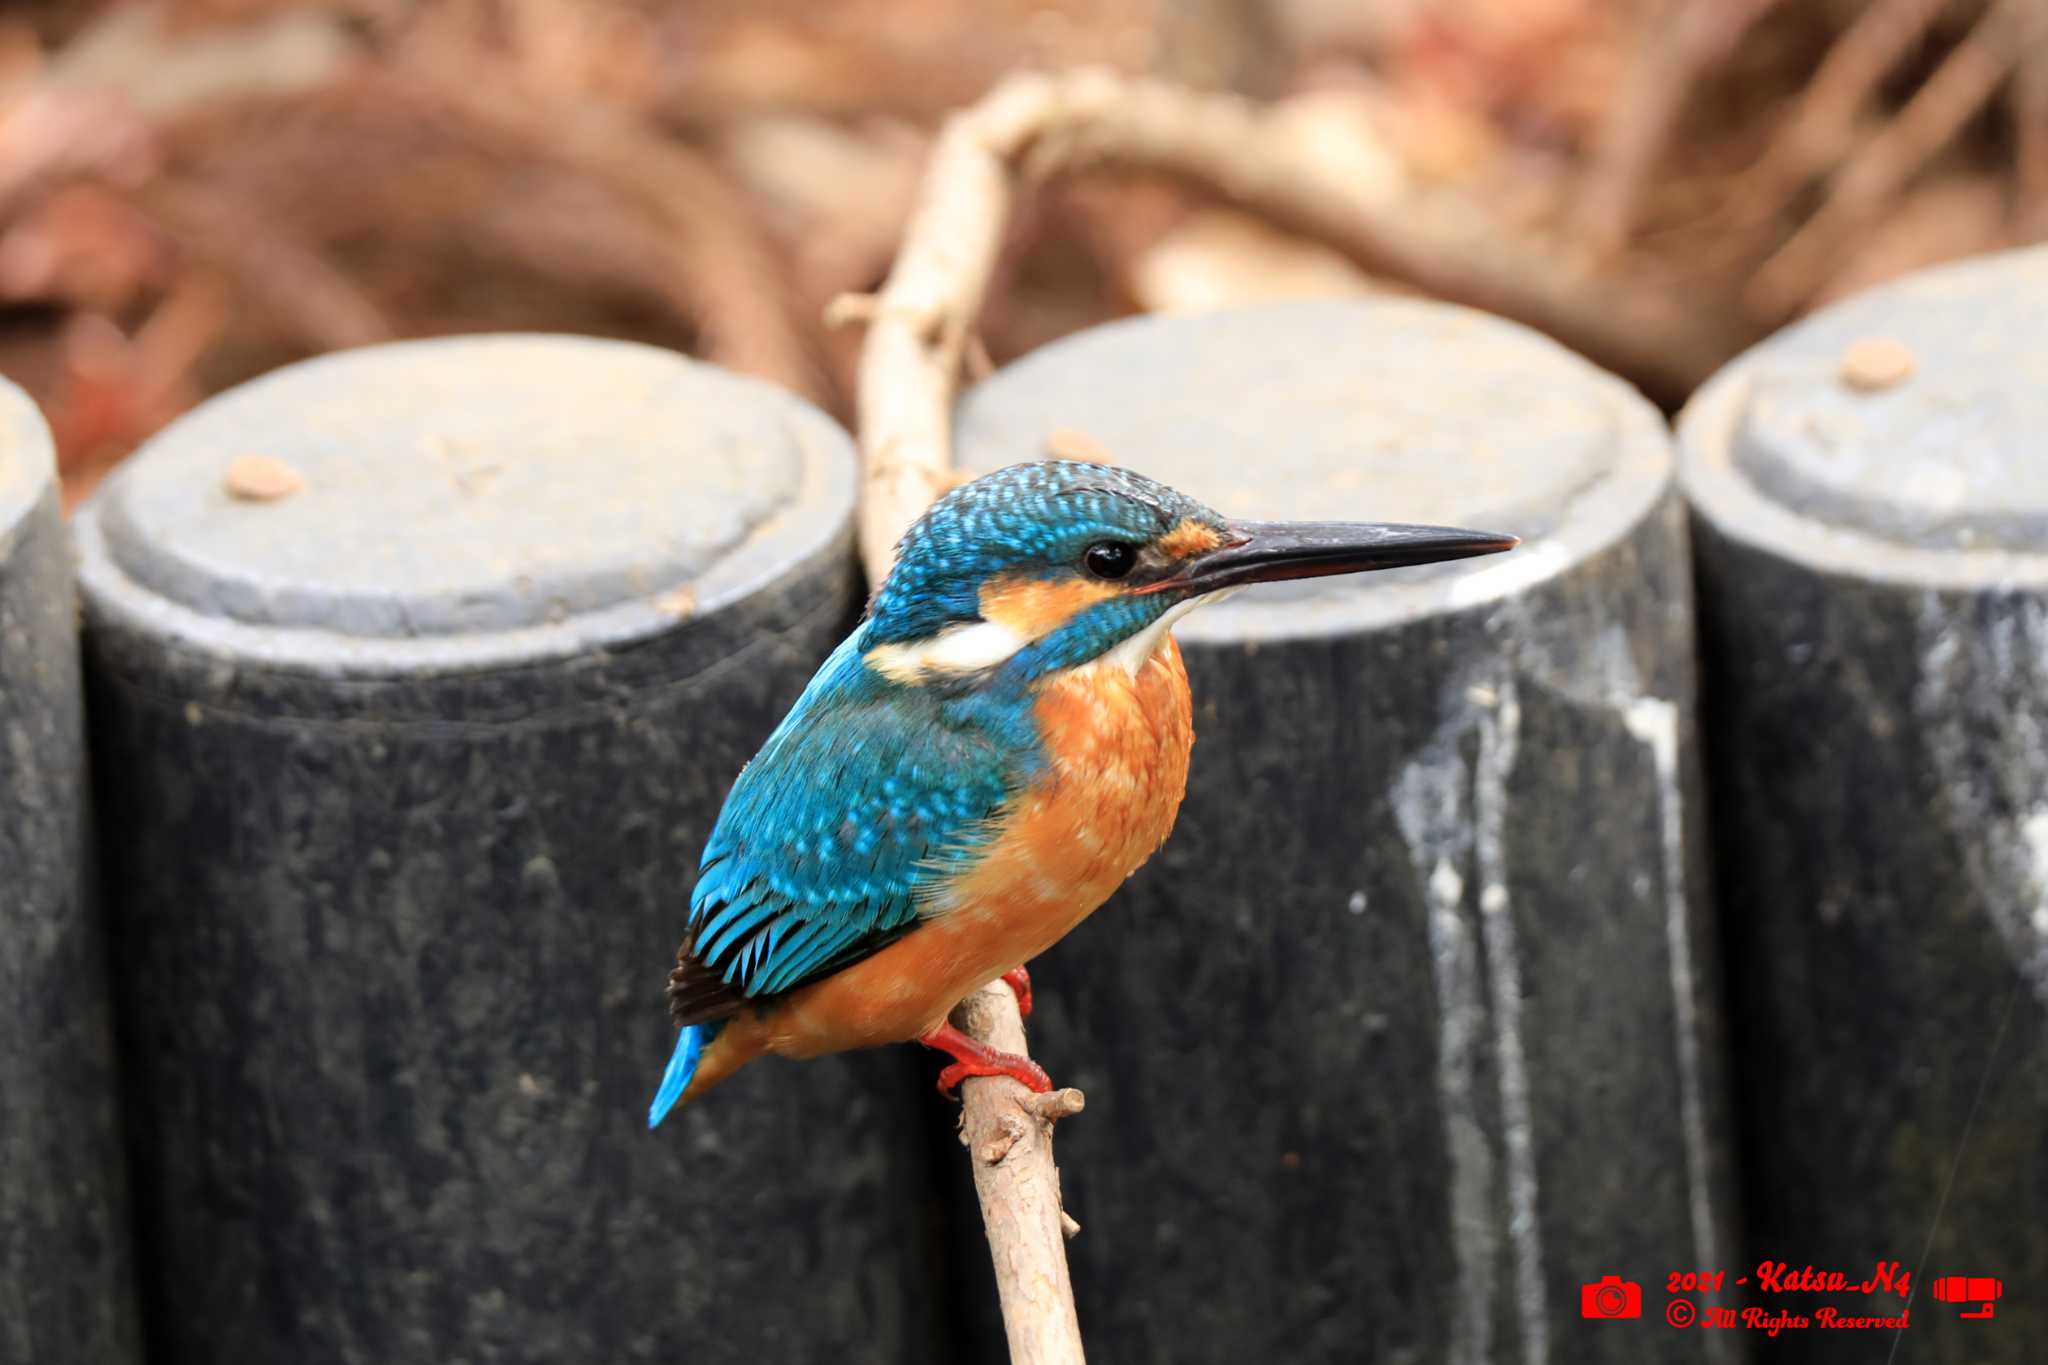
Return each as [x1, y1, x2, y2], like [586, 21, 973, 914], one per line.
[648, 1022, 715, 1129]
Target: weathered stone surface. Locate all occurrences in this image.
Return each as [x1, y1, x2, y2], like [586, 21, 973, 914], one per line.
[0, 378, 142, 1364]
[953, 300, 1738, 1364]
[1681, 246, 2048, 1364]
[75, 336, 944, 1364]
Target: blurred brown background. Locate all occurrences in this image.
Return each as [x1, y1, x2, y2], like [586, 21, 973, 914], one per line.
[3, 0, 2042, 509]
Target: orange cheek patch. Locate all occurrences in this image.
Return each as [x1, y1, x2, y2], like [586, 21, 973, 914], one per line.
[978, 573, 1122, 638]
[1159, 518, 1225, 559]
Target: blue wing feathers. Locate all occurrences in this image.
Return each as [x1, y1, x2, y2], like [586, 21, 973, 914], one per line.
[754, 917, 838, 993]
[695, 891, 778, 962]
[677, 635, 1033, 1005]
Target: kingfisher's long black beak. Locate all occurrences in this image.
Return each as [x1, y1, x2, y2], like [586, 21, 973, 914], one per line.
[1149, 520, 1519, 596]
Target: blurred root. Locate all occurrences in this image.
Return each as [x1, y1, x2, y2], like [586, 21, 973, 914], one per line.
[1748, 0, 2042, 316]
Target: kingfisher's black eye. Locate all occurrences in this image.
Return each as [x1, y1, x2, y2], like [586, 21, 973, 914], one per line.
[1084, 541, 1139, 580]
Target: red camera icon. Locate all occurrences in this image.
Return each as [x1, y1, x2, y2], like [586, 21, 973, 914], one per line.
[1932, 1275, 2003, 1320]
[1580, 1276, 1643, 1319]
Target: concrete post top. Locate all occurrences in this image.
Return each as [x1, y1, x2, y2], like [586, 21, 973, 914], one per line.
[952, 298, 1673, 640]
[0, 377, 55, 543]
[1680, 246, 2048, 588]
[73, 334, 856, 675]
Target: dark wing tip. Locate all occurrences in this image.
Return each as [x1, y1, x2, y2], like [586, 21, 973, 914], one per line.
[667, 948, 746, 1029]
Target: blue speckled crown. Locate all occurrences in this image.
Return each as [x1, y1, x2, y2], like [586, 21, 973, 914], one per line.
[865, 461, 1223, 644]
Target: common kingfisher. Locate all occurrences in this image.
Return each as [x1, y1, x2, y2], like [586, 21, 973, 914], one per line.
[649, 459, 1514, 1124]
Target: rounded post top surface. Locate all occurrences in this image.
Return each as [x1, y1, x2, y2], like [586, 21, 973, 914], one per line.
[1680, 246, 2048, 586]
[0, 376, 56, 540]
[952, 298, 1673, 638]
[74, 334, 856, 673]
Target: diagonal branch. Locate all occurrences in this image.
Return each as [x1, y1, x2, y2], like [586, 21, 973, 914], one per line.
[843, 75, 1747, 554]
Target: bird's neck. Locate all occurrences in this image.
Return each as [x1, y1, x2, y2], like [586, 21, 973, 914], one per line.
[861, 594, 1197, 693]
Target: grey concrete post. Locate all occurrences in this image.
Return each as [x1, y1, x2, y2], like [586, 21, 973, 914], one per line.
[0, 380, 143, 1363]
[952, 300, 1738, 1364]
[74, 336, 944, 1364]
[1680, 246, 2048, 1363]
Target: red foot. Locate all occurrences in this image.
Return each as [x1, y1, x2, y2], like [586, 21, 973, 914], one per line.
[918, 1022, 1053, 1098]
[1000, 966, 1033, 1019]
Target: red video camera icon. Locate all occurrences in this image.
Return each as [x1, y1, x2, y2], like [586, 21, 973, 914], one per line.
[1580, 1276, 1642, 1319]
[1931, 1275, 2003, 1320]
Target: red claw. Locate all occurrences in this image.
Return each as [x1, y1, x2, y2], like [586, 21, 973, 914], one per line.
[1000, 966, 1033, 1019]
[918, 1022, 1053, 1098]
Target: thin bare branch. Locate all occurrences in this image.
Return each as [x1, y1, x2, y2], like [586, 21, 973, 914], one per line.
[851, 72, 1744, 578]
[850, 72, 1101, 1364]
[952, 984, 1089, 1365]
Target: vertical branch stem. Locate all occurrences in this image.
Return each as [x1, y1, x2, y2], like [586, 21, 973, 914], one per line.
[845, 72, 1094, 1365]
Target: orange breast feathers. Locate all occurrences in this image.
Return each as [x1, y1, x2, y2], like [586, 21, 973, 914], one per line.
[930, 634, 1195, 952]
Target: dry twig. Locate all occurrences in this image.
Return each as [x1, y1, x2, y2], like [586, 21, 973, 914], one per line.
[848, 70, 1096, 1364]
[1109, 71, 1738, 396]
[847, 66, 1743, 584]
[952, 983, 1088, 1364]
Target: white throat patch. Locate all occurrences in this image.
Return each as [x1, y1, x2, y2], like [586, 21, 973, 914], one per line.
[866, 590, 1232, 683]
[865, 619, 1028, 684]
[1101, 594, 1222, 676]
